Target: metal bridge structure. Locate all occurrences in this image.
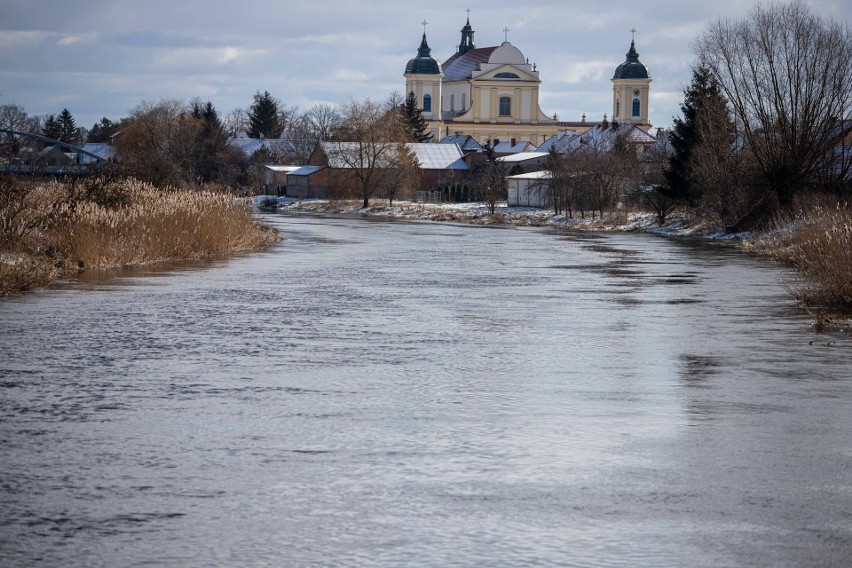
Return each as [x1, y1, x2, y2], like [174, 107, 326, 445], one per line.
[1, 129, 109, 176]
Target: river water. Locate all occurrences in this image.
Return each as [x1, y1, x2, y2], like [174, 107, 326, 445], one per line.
[1, 213, 851, 567]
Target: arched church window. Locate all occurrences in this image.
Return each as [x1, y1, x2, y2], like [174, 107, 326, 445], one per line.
[450, 95, 455, 111]
[462, 93, 466, 110]
[494, 72, 520, 79]
[499, 96, 511, 117]
[616, 99, 620, 118]
[423, 94, 431, 113]
[632, 98, 640, 117]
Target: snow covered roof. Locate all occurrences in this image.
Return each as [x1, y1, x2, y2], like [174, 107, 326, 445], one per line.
[318, 141, 468, 170]
[80, 143, 116, 164]
[507, 170, 552, 180]
[439, 134, 482, 152]
[287, 165, 324, 176]
[228, 137, 300, 157]
[496, 151, 548, 163]
[408, 143, 468, 170]
[539, 123, 656, 154]
[265, 165, 302, 173]
[492, 140, 538, 154]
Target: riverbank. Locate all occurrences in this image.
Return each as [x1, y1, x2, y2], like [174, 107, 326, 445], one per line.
[1, 177, 279, 297]
[268, 197, 851, 330]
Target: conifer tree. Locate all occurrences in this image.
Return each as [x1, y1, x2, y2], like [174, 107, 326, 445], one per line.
[664, 66, 729, 205]
[248, 90, 282, 139]
[401, 91, 433, 143]
[41, 114, 62, 141]
[57, 108, 78, 144]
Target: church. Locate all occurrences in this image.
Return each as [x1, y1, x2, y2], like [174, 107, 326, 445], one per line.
[404, 16, 652, 146]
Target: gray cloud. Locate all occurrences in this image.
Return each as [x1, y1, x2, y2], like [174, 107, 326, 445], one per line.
[1, 0, 849, 132]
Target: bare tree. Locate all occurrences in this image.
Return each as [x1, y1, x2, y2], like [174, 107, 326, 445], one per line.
[696, 1, 852, 210]
[329, 98, 410, 208]
[304, 103, 341, 141]
[380, 145, 420, 206]
[472, 144, 507, 214]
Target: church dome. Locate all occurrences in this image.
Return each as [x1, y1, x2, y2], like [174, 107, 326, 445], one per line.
[405, 33, 442, 75]
[612, 40, 650, 80]
[488, 42, 526, 65]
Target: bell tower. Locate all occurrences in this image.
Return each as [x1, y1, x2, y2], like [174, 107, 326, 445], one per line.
[611, 30, 652, 127]
[404, 23, 443, 134]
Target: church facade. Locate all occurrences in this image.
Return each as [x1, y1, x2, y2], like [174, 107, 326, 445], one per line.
[404, 17, 652, 146]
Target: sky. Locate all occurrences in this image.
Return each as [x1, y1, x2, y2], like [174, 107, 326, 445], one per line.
[1, 0, 850, 133]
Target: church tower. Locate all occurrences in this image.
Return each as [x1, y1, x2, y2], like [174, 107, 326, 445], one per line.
[404, 29, 443, 128]
[611, 36, 652, 128]
[458, 16, 475, 55]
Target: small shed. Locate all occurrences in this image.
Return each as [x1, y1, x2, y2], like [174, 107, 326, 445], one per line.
[264, 165, 301, 196]
[507, 170, 551, 208]
[285, 166, 327, 198]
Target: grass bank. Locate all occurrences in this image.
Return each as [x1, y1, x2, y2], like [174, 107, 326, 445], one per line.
[1, 177, 279, 297]
[743, 205, 852, 326]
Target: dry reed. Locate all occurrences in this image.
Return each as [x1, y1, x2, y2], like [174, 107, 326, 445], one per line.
[753, 203, 852, 310]
[1, 177, 278, 297]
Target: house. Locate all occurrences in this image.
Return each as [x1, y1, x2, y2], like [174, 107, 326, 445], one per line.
[507, 170, 551, 207]
[299, 141, 470, 201]
[496, 151, 549, 174]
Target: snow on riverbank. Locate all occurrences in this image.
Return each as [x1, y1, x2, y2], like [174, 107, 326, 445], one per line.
[254, 196, 705, 236]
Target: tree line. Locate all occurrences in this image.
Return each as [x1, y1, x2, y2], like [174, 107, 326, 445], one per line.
[1, 88, 434, 193]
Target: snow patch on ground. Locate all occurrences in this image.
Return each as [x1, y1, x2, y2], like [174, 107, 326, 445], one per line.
[260, 198, 709, 235]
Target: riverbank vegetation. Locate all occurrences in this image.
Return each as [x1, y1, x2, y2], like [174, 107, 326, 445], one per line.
[0, 175, 278, 297]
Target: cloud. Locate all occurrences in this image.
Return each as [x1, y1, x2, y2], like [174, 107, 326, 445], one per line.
[58, 34, 97, 46]
[0, 30, 51, 49]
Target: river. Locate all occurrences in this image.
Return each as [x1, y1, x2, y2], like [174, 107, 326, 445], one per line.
[1, 213, 851, 567]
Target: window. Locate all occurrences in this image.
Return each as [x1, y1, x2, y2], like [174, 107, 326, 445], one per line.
[616, 99, 620, 118]
[423, 94, 431, 113]
[499, 96, 511, 116]
[461, 93, 466, 110]
[450, 95, 455, 111]
[632, 98, 640, 117]
[494, 72, 520, 79]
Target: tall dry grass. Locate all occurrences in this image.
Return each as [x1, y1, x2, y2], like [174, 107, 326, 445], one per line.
[1, 176, 278, 297]
[752, 202, 852, 310]
[784, 205, 852, 308]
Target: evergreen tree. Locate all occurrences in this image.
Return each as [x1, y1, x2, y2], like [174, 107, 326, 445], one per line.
[41, 114, 62, 141]
[57, 108, 78, 144]
[248, 90, 282, 139]
[664, 66, 728, 205]
[401, 91, 433, 143]
[88, 117, 119, 143]
[190, 100, 231, 183]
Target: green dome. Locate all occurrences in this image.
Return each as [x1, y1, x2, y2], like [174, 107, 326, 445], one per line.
[612, 40, 650, 80]
[405, 34, 441, 75]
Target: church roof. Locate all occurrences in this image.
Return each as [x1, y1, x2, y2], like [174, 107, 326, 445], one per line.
[441, 46, 498, 82]
[405, 33, 441, 75]
[612, 40, 650, 80]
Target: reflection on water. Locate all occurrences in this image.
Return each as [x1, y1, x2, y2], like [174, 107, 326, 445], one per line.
[1, 213, 851, 567]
